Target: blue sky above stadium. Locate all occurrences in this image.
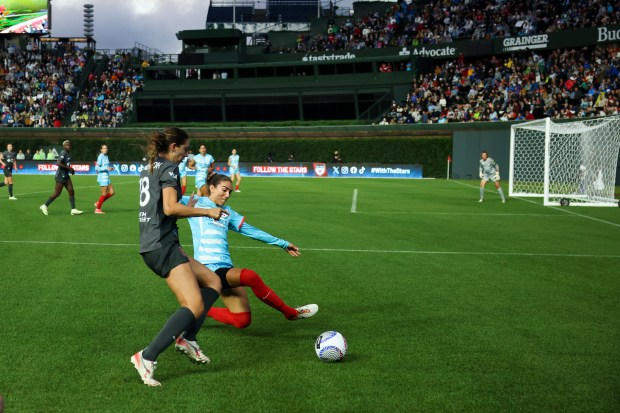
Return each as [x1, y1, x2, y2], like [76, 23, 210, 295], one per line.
[51, 0, 356, 55]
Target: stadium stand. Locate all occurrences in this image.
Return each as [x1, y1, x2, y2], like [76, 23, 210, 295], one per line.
[0, 44, 90, 127]
[207, 0, 256, 23]
[69, 52, 144, 128]
[266, 0, 318, 23]
[380, 45, 620, 124]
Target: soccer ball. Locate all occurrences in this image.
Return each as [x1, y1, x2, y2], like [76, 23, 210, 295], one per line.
[315, 331, 347, 362]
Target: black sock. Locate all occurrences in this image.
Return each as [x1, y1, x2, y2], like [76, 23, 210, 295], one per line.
[69, 196, 76, 209]
[142, 307, 195, 362]
[184, 288, 219, 341]
[8, 184, 12, 197]
[45, 197, 54, 207]
[0, 182, 5, 188]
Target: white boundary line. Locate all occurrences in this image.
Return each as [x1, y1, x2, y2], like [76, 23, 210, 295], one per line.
[451, 180, 620, 228]
[1, 240, 618, 259]
[351, 189, 358, 213]
[355, 212, 574, 217]
[8, 179, 139, 197]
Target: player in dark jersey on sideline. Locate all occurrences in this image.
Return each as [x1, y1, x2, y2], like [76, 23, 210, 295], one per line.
[181, 173, 318, 329]
[0, 143, 18, 200]
[94, 144, 115, 214]
[39, 140, 83, 215]
[131, 127, 227, 387]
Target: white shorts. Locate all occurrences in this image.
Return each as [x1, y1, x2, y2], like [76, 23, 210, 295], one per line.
[230, 167, 239, 175]
[482, 174, 498, 183]
[97, 174, 110, 186]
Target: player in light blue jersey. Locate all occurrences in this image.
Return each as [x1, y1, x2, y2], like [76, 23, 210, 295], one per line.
[228, 148, 241, 192]
[479, 150, 506, 203]
[94, 144, 115, 214]
[181, 173, 318, 329]
[178, 156, 191, 195]
[188, 144, 214, 196]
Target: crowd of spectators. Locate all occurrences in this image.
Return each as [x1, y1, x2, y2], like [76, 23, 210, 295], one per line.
[0, 44, 89, 127]
[284, 0, 620, 53]
[380, 45, 620, 124]
[69, 53, 144, 128]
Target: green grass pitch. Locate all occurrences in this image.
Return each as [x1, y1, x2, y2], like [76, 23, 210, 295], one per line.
[0, 175, 618, 412]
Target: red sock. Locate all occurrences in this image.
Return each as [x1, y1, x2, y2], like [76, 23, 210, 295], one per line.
[207, 308, 251, 328]
[235, 185, 239, 191]
[240, 269, 297, 319]
[96, 195, 106, 208]
[105, 192, 114, 200]
[182, 185, 187, 195]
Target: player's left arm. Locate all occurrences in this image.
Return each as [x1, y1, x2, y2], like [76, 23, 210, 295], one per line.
[494, 160, 500, 179]
[237, 221, 300, 256]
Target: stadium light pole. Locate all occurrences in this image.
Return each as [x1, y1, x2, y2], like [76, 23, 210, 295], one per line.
[233, 0, 236, 29]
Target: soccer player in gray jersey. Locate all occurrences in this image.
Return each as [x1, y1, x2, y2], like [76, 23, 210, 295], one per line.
[39, 140, 83, 215]
[479, 150, 506, 203]
[0, 143, 18, 200]
[132, 127, 227, 387]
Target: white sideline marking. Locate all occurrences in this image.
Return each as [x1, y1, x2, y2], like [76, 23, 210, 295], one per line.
[1, 240, 619, 259]
[351, 189, 358, 213]
[9, 179, 139, 197]
[356, 212, 573, 217]
[451, 180, 620, 228]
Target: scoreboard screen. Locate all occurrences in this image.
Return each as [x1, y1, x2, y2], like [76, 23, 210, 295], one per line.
[0, 0, 48, 34]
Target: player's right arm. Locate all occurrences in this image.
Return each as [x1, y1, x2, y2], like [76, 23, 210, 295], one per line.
[162, 187, 226, 219]
[228, 156, 232, 166]
[57, 153, 74, 173]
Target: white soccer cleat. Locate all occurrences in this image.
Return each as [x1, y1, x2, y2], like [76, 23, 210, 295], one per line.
[478, 199, 483, 203]
[40, 204, 48, 215]
[8, 196, 17, 200]
[235, 190, 241, 193]
[94, 208, 105, 214]
[292, 304, 319, 320]
[501, 199, 506, 203]
[71, 209, 83, 215]
[131, 350, 161, 387]
[175, 335, 211, 364]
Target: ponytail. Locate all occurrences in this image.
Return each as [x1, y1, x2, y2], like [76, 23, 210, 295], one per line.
[145, 127, 189, 173]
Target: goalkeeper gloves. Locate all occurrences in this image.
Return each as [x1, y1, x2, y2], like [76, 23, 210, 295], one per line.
[479, 172, 484, 179]
[495, 172, 500, 180]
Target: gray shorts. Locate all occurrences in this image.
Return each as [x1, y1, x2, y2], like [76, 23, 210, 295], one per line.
[141, 242, 190, 278]
[482, 174, 498, 183]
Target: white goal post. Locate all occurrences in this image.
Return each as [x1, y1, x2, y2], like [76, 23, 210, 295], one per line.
[509, 117, 620, 207]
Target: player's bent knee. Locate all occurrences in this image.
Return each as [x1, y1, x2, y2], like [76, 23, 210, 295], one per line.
[240, 268, 263, 288]
[232, 312, 251, 329]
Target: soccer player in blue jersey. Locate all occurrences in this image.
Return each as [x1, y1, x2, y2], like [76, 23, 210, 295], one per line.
[0, 143, 18, 200]
[178, 155, 191, 195]
[479, 150, 506, 203]
[94, 144, 115, 214]
[39, 140, 83, 216]
[131, 128, 227, 387]
[181, 174, 318, 329]
[188, 144, 214, 196]
[228, 148, 241, 192]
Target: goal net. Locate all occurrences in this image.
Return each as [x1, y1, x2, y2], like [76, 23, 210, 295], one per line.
[510, 117, 620, 206]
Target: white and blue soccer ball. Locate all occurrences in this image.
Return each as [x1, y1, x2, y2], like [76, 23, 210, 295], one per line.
[315, 331, 347, 362]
